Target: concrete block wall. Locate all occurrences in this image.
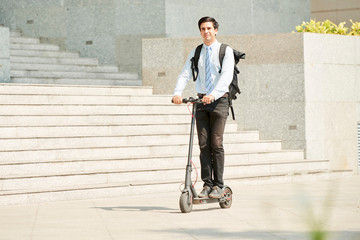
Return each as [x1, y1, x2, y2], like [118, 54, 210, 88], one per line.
[0, 0, 310, 76]
[142, 33, 360, 172]
[0, 27, 10, 82]
[164, 0, 310, 37]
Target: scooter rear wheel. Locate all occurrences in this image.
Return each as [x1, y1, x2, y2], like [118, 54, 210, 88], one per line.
[219, 187, 232, 209]
[179, 192, 193, 213]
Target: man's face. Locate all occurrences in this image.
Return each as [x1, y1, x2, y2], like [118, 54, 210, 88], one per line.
[200, 21, 218, 45]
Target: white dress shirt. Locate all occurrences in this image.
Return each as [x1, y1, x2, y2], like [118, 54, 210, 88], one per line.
[173, 40, 234, 100]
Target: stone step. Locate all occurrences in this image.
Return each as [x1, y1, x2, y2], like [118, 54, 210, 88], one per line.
[9, 31, 21, 37]
[10, 37, 40, 44]
[10, 43, 60, 51]
[0, 169, 353, 206]
[10, 56, 99, 66]
[0, 83, 153, 96]
[0, 114, 190, 126]
[10, 77, 142, 86]
[11, 63, 119, 73]
[0, 141, 282, 162]
[0, 132, 260, 151]
[0, 123, 238, 138]
[10, 49, 80, 58]
[0, 104, 194, 115]
[225, 169, 354, 186]
[7, 33, 142, 88]
[0, 94, 172, 105]
[0, 159, 324, 191]
[0, 151, 303, 176]
[0, 150, 305, 166]
[11, 70, 139, 80]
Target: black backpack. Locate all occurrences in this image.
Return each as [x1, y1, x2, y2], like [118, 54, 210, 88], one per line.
[190, 43, 246, 120]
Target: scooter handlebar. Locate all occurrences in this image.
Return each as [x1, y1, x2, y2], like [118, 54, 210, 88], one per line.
[171, 97, 201, 104]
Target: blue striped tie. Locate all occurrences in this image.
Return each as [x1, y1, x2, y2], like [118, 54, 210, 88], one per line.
[205, 46, 213, 94]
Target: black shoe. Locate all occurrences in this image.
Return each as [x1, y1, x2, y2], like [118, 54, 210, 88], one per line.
[198, 186, 211, 198]
[209, 186, 223, 199]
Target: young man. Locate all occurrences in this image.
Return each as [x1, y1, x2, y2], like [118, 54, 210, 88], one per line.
[172, 16, 234, 198]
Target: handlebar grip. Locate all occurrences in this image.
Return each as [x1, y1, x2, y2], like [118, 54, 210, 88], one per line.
[171, 98, 192, 103]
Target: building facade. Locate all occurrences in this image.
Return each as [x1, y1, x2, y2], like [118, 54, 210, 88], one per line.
[311, 0, 360, 24]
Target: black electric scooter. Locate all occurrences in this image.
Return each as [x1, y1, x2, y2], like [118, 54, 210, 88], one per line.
[175, 97, 233, 213]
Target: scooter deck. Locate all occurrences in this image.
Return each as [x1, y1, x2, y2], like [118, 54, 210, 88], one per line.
[193, 197, 220, 204]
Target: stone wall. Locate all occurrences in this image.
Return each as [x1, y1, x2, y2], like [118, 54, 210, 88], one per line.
[0, 26, 10, 82]
[143, 33, 306, 149]
[142, 33, 360, 172]
[0, 0, 310, 76]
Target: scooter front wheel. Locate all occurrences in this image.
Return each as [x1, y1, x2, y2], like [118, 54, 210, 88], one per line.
[179, 192, 193, 213]
[219, 186, 232, 209]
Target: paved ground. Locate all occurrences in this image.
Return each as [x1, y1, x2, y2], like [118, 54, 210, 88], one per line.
[0, 175, 359, 240]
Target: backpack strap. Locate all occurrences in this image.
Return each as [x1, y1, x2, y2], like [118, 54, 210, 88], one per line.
[218, 43, 236, 120]
[190, 44, 203, 81]
[218, 43, 228, 73]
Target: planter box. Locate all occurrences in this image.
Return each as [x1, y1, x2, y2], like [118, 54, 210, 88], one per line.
[142, 32, 360, 172]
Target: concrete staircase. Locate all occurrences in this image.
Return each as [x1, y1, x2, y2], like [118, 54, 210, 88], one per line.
[0, 83, 352, 206]
[9, 31, 141, 86]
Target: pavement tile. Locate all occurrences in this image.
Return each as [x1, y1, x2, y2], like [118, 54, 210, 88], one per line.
[0, 175, 359, 240]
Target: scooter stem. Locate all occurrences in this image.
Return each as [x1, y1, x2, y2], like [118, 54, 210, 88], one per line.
[184, 102, 198, 198]
[187, 103, 196, 169]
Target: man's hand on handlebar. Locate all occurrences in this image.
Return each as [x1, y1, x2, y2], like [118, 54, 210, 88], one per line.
[202, 95, 215, 105]
[172, 95, 182, 104]
[172, 95, 215, 104]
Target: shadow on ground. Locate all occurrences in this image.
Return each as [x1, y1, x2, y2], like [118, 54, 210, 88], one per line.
[94, 205, 223, 213]
[93, 206, 175, 212]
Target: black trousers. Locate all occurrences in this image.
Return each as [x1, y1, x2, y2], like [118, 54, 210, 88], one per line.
[195, 96, 229, 188]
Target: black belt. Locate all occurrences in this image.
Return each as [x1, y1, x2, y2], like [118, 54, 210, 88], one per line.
[197, 93, 229, 98]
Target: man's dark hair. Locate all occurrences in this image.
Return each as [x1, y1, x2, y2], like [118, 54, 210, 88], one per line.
[198, 16, 219, 30]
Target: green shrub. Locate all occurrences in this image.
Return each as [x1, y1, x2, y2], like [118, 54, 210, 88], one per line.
[349, 20, 360, 35]
[294, 19, 360, 36]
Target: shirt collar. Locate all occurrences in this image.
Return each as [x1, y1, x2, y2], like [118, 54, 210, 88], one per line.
[204, 40, 219, 49]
